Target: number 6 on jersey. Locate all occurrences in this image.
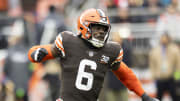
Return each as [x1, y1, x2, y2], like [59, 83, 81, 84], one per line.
[75, 59, 97, 91]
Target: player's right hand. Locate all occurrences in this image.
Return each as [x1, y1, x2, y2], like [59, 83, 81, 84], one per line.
[31, 48, 48, 62]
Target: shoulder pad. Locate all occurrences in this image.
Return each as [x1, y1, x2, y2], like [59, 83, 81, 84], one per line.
[62, 31, 76, 36]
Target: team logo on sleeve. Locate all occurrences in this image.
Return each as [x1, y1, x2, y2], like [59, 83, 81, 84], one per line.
[100, 55, 110, 64]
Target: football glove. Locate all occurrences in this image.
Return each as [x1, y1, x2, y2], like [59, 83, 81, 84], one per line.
[142, 93, 159, 101]
[31, 48, 48, 62]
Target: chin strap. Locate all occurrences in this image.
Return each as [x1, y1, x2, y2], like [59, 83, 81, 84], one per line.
[88, 40, 104, 48]
[88, 37, 105, 48]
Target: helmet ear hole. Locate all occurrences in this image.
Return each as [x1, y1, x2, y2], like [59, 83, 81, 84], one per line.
[80, 27, 83, 30]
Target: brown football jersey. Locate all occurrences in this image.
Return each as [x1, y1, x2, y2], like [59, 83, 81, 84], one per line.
[54, 31, 123, 101]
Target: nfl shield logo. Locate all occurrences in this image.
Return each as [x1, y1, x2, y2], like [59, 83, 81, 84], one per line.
[88, 51, 94, 57]
[100, 55, 110, 64]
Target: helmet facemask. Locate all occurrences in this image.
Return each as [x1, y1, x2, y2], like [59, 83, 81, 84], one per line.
[88, 23, 111, 48]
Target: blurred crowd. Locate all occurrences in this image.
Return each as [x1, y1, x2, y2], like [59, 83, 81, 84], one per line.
[0, 0, 180, 101]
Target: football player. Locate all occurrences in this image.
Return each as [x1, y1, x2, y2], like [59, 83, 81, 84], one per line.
[28, 8, 159, 101]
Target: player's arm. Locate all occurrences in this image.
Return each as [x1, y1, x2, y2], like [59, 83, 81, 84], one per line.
[28, 34, 65, 63]
[111, 49, 159, 101]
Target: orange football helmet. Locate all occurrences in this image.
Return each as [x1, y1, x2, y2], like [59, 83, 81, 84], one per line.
[77, 8, 111, 47]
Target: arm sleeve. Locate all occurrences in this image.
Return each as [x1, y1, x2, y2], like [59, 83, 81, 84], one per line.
[112, 62, 145, 97]
[28, 44, 55, 63]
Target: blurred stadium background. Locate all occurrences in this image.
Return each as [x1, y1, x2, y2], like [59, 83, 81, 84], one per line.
[0, 0, 180, 101]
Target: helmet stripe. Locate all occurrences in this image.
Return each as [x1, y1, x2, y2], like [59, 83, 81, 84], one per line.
[97, 9, 105, 17]
[97, 9, 108, 23]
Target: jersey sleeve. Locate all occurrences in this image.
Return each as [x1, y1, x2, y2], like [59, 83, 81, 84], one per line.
[112, 62, 145, 96]
[110, 48, 123, 70]
[54, 33, 66, 58]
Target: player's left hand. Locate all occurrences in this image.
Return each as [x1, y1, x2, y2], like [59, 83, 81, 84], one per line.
[142, 93, 159, 101]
